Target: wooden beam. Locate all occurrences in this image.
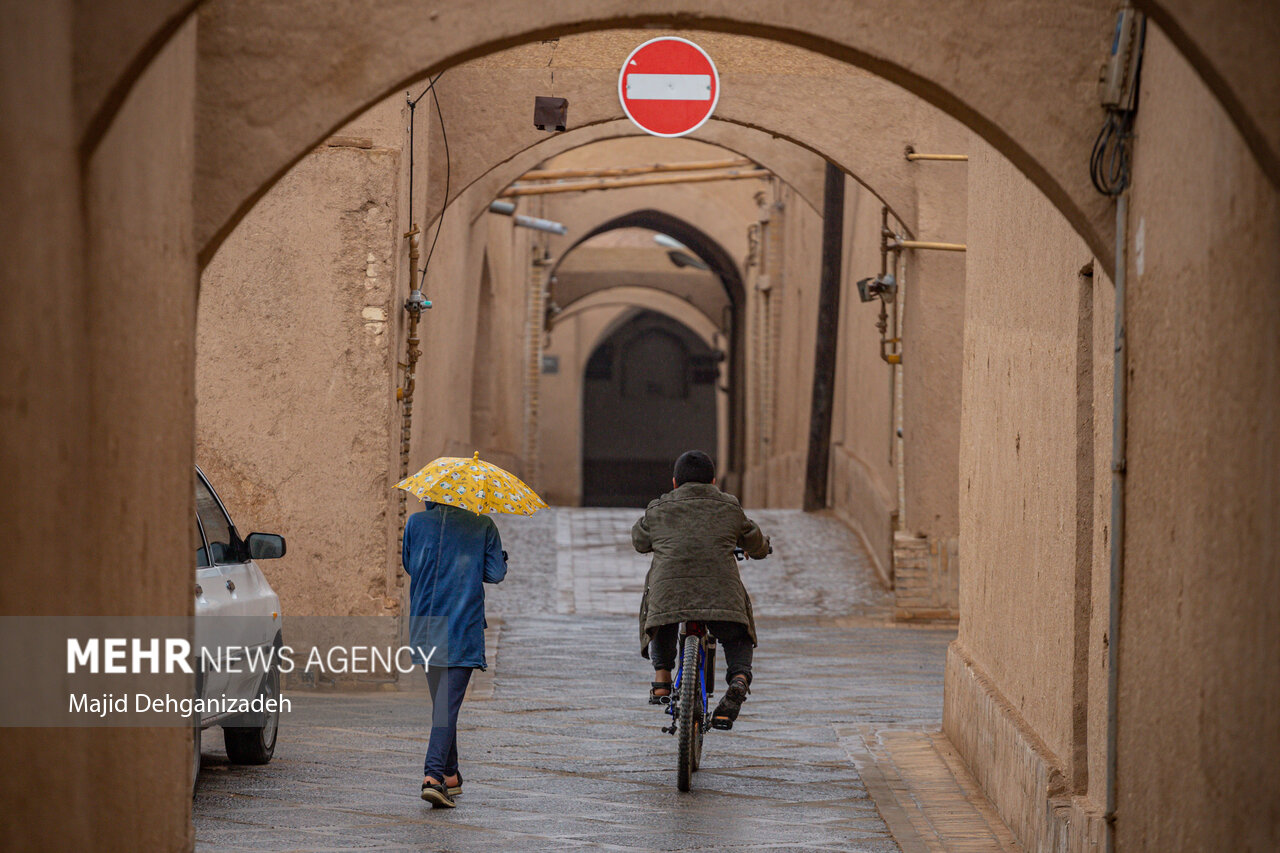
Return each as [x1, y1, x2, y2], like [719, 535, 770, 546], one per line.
[519, 158, 753, 182]
[499, 168, 771, 198]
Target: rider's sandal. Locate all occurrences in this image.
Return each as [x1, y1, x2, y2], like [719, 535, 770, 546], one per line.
[649, 681, 672, 705]
[710, 677, 750, 730]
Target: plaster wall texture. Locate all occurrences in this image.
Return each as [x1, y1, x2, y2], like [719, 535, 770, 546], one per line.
[196, 115, 402, 650]
[409, 208, 493, 468]
[0, 0, 86, 613]
[468, 212, 531, 476]
[1086, 264, 1115, 810]
[949, 134, 1113, 851]
[0, 15, 201, 850]
[1118, 25, 1280, 850]
[402, 161, 535, 489]
[829, 179, 902, 578]
[957, 136, 1094, 778]
[900, 127, 967, 542]
[0, 6, 184, 850]
[742, 182, 822, 508]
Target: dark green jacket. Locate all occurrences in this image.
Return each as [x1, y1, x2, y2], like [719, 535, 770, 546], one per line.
[633, 482, 770, 655]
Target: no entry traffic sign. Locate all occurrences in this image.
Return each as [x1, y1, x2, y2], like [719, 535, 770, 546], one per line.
[619, 37, 720, 138]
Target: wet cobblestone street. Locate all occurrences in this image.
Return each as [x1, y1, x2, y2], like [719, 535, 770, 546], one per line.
[194, 509, 1016, 852]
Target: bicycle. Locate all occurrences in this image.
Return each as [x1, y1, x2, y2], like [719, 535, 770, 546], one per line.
[660, 619, 715, 792]
[657, 546, 767, 792]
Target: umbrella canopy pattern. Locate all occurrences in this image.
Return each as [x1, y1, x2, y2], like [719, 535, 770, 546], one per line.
[396, 452, 547, 516]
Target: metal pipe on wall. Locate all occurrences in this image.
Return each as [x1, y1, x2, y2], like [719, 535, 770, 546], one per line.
[1105, 192, 1128, 853]
[887, 238, 967, 252]
[500, 168, 770, 197]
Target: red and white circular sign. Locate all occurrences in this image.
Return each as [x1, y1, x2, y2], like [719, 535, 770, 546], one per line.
[618, 37, 720, 138]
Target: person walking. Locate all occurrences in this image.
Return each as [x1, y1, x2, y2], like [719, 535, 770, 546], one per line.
[402, 499, 507, 808]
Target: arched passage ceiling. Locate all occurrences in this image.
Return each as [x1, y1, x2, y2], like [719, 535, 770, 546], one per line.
[457, 120, 826, 225]
[84, 1, 1279, 223]
[558, 289, 722, 361]
[553, 247, 729, 333]
[173, 1, 1280, 278]
[537, 147, 761, 272]
[411, 34, 954, 236]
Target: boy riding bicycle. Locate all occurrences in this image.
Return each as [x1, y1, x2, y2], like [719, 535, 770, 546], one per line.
[632, 450, 771, 729]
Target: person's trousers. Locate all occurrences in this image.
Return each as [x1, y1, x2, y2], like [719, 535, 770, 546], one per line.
[423, 665, 472, 779]
[649, 621, 753, 686]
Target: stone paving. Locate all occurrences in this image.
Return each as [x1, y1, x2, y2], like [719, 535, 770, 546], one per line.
[194, 508, 1018, 852]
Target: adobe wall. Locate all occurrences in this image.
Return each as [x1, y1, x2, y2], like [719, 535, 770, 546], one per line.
[0, 9, 198, 850]
[900, 126, 967, 544]
[740, 182, 822, 508]
[1118, 24, 1280, 850]
[196, 99, 404, 659]
[947, 133, 1110, 850]
[829, 180, 901, 581]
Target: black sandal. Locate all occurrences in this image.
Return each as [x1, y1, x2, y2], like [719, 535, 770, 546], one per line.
[421, 780, 456, 808]
[710, 677, 750, 730]
[649, 680, 672, 705]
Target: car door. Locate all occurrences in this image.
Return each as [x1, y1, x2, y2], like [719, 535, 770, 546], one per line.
[196, 471, 276, 701]
[193, 499, 231, 704]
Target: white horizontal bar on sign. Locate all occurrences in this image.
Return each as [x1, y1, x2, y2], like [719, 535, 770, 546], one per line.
[626, 73, 712, 101]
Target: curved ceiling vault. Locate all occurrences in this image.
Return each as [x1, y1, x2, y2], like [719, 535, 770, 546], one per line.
[77, 1, 1279, 279]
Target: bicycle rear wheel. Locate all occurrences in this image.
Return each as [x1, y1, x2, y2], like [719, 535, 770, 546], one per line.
[677, 634, 702, 791]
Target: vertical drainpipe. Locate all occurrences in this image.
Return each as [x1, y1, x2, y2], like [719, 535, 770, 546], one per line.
[1105, 191, 1128, 853]
[803, 162, 846, 511]
[523, 238, 550, 488]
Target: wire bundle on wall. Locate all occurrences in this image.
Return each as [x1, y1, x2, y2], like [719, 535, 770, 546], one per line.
[398, 71, 452, 539]
[1090, 110, 1134, 196]
[408, 71, 451, 285]
[1090, 15, 1146, 196]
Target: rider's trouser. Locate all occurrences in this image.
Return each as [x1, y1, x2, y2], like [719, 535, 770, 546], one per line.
[649, 620, 753, 686]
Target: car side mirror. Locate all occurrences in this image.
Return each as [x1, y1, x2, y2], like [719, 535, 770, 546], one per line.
[246, 532, 286, 560]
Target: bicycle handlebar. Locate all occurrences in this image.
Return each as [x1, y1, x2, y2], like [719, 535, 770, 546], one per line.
[733, 543, 774, 561]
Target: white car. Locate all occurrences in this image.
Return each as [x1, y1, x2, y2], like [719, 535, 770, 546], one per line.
[192, 466, 285, 789]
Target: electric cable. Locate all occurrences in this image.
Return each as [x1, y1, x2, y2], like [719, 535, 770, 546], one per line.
[1089, 16, 1146, 197]
[421, 73, 450, 288]
[406, 73, 443, 234]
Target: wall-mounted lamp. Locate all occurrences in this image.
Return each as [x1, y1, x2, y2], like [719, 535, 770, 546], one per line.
[488, 200, 568, 235]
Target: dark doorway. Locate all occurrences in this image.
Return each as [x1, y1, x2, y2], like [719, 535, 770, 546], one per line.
[582, 311, 719, 506]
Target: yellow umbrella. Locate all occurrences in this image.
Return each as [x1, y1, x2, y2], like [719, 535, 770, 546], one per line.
[395, 452, 547, 516]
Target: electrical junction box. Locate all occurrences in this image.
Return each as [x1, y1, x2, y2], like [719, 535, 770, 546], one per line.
[1099, 8, 1142, 110]
[534, 96, 568, 131]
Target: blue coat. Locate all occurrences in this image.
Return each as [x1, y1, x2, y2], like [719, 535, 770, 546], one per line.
[402, 502, 507, 668]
